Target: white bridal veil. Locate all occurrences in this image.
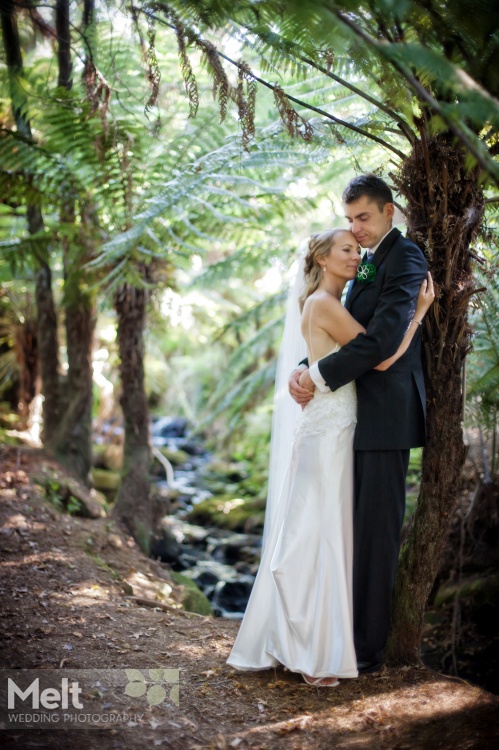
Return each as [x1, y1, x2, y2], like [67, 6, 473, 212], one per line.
[262, 242, 308, 553]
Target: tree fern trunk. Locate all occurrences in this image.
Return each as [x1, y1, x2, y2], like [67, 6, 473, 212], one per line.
[386, 133, 484, 663]
[51, 0, 95, 483]
[1, 2, 61, 444]
[15, 318, 39, 425]
[54, 268, 96, 483]
[32, 251, 61, 446]
[113, 283, 152, 553]
[56, 0, 72, 89]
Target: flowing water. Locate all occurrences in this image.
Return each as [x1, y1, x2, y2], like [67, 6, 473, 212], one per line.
[150, 418, 262, 618]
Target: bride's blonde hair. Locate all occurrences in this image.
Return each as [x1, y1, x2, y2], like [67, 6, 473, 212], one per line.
[299, 228, 346, 311]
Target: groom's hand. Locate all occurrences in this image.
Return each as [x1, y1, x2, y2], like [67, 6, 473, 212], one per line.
[289, 367, 314, 404]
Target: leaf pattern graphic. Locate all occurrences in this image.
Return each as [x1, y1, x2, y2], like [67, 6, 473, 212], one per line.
[125, 681, 147, 698]
[125, 669, 146, 683]
[122, 666, 179, 705]
[169, 684, 180, 706]
[163, 668, 180, 683]
[147, 684, 167, 706]
[148, 669, 164, 681]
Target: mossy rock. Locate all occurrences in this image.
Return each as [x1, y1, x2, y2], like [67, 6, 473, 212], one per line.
[237, 475, 267, 499]
[92, 444, 123, 472]
[92, 468, 121, 492]
[434, 573, 499, 609]
[158, 446, 190, 466]
[186, 495, 266, 532]
[202, 460, 248, 482]
[171, 571, 212, 616]
[200, 478, 227, 495]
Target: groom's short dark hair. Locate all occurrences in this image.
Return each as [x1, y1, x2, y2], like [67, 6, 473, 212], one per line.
[343, 174, 393, 211]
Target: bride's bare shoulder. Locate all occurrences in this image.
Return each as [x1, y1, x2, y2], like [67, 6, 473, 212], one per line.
[305, 291, 342, 316]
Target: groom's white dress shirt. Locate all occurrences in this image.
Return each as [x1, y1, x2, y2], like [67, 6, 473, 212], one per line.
[307, 227, 397, 393]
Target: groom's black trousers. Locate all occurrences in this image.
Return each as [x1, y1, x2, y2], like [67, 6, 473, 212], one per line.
[353, 448, 410, 664]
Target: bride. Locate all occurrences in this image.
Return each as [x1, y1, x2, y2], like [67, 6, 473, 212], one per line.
[226, 228, 434, 687]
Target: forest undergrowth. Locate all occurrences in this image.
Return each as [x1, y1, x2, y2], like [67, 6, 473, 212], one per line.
[0, 444, 498, 750]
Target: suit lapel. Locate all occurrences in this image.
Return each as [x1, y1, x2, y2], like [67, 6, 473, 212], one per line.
[371, 227, 401, 270]
[346, 228, 401, 310]
[345, 278, 355, 305]
[345, 249, 369, 306]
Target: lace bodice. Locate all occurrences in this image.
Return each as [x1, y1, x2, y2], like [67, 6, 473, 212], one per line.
[294, 345, 357, 439]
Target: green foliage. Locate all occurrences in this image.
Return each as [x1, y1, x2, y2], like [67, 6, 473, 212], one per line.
[466, 247, 499, 437]
[6, 1, 498, 494]
[145, 0, 499, 185]
[43, 477, 82, 516]
[91, 126, 328, 292]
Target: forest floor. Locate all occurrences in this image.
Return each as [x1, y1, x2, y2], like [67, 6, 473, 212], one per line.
[1, 445, 498, 750]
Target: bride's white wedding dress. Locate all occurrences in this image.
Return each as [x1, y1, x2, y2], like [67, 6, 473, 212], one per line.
[227, 344, 358, 679]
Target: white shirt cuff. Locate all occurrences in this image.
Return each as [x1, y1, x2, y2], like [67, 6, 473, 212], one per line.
[309, 362, 330, 393]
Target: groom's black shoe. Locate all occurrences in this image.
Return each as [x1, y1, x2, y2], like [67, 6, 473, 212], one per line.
[357, 661, 382, 674]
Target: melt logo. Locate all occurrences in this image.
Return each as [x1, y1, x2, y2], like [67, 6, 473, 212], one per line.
[124, 669, 179, 706]
[8, 677, 83, 710]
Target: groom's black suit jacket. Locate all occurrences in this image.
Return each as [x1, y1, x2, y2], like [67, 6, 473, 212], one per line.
[318, 228, 428, 451]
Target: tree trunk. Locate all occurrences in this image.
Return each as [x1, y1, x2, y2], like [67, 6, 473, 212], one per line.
[33, 252, 61, 445]
[50, 0, 96, 484]
[54, 274, 96, 483]
[15, 317, 39, 424]
[1, 1, 61, 443]
[83, 0, 95, 27]
[54, 209, 96, 481]
[56, 0, 72, 89]
[113, 283, 152, 553]
[386, 133, 485, 664]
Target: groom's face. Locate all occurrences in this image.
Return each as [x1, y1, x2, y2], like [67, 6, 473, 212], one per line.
[343, 195, 394, 249]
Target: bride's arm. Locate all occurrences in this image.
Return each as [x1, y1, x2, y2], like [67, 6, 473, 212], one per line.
[374, 272, 434, 370]
[301, 274, 434, 377]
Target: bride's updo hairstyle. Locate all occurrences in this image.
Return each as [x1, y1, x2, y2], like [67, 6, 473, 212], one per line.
[299, 228, 345, 311]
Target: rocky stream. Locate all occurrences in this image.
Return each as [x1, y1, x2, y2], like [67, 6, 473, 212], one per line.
[138, 417, 264, 619]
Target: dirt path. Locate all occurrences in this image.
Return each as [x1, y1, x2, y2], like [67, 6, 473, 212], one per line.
[0, 446, 498, 750]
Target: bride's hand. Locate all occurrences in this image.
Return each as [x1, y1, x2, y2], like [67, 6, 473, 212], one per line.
[289, 367, 314, 404]
[415, 271, 435, 320]
[298, 369, 315, 394]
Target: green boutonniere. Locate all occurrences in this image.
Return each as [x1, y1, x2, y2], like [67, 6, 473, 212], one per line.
[356, 262, 377, 283]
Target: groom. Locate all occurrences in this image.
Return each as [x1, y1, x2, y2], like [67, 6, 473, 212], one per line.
[289, 174, 428, 672]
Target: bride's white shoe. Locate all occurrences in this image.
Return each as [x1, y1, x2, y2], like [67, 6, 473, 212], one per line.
[302, 674, 340, 687]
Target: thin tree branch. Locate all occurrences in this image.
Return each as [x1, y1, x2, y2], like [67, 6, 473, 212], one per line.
[235, 25, 415, 143]
[296, 51, 416, 144]
[216, 48, 407, 158]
